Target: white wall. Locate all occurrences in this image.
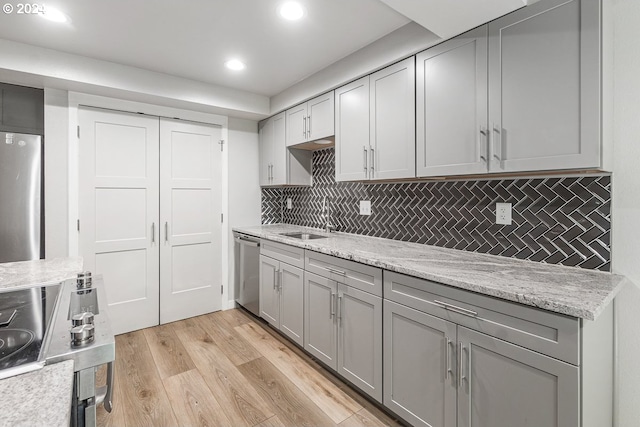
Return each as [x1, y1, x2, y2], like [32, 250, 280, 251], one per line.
[227, 117, 261, 305]
[611, 0, 640, 424]
[43, 88, 69, 258]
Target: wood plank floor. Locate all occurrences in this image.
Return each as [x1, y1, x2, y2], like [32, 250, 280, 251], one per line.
[97, 309, 404, 427]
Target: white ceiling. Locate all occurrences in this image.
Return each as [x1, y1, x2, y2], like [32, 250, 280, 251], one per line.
[0, 0, 410, 97]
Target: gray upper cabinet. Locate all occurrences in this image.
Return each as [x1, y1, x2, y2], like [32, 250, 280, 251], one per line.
[458, 327, 579, 427]
[335, 57, 415, 182]
[0, 83, 44, 135]
[335, 76, 369, 182]
[416, 26, 488, 177]
[286, 91, 334, 147]
[384, 300, 457, 427]
[488, 0, 601, 173]
[369, 57, 416, 180]
[259, 112, 312, 187]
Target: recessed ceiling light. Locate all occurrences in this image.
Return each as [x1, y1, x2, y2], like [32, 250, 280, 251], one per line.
[279, 2, 304, 20]
[40, 6, 69, 23]
[225, 59, 246, 71]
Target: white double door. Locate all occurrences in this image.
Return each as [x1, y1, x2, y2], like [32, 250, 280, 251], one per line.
[79, 107, 223, 335]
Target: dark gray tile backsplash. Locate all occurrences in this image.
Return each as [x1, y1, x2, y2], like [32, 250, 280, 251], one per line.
[262, 148, 611, 271]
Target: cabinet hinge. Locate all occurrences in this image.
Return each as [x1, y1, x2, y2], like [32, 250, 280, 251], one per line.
[219, 140, 225, 151]
[221, 285, 224, 294]
[77, 126, 80, 139]
[221, 213, 224, 223]
[77, 219, 80, 231]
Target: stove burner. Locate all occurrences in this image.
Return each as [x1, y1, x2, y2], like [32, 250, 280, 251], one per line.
[0, 329, 35, 362]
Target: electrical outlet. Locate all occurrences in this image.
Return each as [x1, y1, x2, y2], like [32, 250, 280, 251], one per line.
[287, 198, 292, 210]
[360, 200, 371, 216]
[496, 202, 512, 225]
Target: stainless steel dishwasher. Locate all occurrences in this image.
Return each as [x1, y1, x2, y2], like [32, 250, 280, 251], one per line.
[234, 233, 261, 316]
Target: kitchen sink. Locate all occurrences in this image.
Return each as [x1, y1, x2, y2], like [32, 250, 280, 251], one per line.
[279, 232, 327, 240]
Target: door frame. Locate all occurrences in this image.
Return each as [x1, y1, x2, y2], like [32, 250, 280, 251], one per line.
[68, 92, 233, 309]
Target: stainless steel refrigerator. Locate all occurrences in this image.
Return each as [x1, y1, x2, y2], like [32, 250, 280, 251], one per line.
[0, 131, 43, 263]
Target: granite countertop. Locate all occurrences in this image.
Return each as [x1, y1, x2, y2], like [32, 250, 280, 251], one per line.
[234, 224, 627, 320]
[0, 360, 74, 427]
[0, 257, 83, 291]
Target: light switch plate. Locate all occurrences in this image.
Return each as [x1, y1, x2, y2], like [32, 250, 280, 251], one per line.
[360, 200, 371, 216]
[496, 202, 512, 225]
[287, 198, 292, 210]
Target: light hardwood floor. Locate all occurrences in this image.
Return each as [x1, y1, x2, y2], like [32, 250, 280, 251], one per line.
[97, 309, 404, 427]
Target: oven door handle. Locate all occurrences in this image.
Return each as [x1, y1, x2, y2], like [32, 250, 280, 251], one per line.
[95, 361, 114, 413]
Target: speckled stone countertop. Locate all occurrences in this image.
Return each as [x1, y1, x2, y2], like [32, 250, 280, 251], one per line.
[0, 360, 74, 427]
[234, 224, 627, 320]
[0, 257, 83, 290]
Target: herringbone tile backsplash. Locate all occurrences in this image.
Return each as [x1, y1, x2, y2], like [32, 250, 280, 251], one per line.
[262, 148, 611, 271]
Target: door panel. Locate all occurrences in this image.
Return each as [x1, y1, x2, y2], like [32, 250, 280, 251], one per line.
[271, 112, 287, 185]
[79, 107, 160, 335]
[307, 92, 334, 141]
[417, 26, 488, 177]
[286, 103, 307, 147]
[304, 271, 337, 369]
[160, 118, 222, 324]
[279, 264, 304, 346]
[384, 300, 457, 427]
[337, 285, 382, 402]
[335, 76, 370, 182]
[370, 57, 416, 180]
[260, 255, 280, 327]
[457, 327, 579, 427]
[259, 118, 272, 186]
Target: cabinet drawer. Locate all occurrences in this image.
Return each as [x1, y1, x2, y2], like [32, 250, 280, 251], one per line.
[261, 240, 305, 268]
[384, 271, 579, 365]
[305, 251, 382, 296]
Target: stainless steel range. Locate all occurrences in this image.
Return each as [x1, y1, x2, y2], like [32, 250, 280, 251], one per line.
[46, 272, 115, 427]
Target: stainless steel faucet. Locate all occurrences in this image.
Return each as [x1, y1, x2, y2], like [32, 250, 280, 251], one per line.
[321, 196, 335, 232]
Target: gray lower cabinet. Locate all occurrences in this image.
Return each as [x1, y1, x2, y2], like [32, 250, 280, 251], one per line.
[304, 271, 383, 402]
[384, 300, 457, 427]
[259, 254, 304, 346]
[458, 326, 579, 427]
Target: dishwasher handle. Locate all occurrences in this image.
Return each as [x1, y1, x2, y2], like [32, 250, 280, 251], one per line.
[235, 237, 260, 247]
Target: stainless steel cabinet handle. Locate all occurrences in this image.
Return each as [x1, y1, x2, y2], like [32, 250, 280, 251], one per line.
[458, 342, 463, 388]
[164, 222, 168, 243]
[279, 270, 283, 292]
[479, 127, 488, 162]
[370, 147, 375, 175]
[273, 268, 277, 290]
[308, 115, 312, 137]
[445, 338, 452, 379]
[461, 344, 470, 389]
[363, 146, 368, 173]
[151, 222, 155, 244]
[327, 267, 346, 276]
[433, 300, 478, 317]
[337, 294, 343, 324]
[492, 124, 503, 165]
[303, 116, 307, 138]
[330, 292, 335, 317]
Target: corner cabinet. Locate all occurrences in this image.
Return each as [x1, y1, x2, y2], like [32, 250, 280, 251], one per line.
[487, 0, 601, 173]
[286, 91, 334, 146]
[259, 112, 312, 187]
[416, 26, 488, 177]
[335, 57, 415, 182]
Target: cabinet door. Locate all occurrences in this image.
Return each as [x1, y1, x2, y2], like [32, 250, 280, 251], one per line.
[335, 76, 370, 182]
[304, 271, 338, 370]
[271, 112, 287, 185]
[259, 255, 280, 327]
[417, 26, 488, 177]
[258, 117, 273, 186]
[0, 83, 44, 134]
[384, 300, 457, 427]
[337, 285, 382, 403]
[279, 263, 304, 346]
[488, 0, 600, 173]
[457, 327, 579, 427]
[286, 102, 308, 147]
[307, 91, 334, 141]
[370, 57, 416, 180]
